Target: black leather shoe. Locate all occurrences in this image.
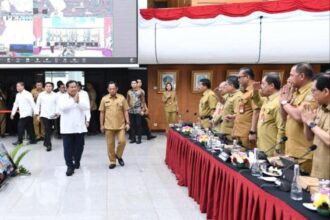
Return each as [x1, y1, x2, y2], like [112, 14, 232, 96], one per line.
[109, 164, 116, 169]
[116, 156, 125, 166]
[28, 140, 37, 144]
[66, 168, 74, 176]
[147, 135, 156, 140]
[129, 140, 136, 143]
[46, 146, 52, 152]
[136, 140, 141, 144]
[12, 141, 22, 146]
[74, 162, 80, 169]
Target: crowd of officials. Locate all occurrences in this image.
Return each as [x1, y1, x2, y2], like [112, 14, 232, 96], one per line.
[162, 63, 330, 180]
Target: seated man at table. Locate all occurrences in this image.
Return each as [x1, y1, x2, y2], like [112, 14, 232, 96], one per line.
[301, 73, 330, 179]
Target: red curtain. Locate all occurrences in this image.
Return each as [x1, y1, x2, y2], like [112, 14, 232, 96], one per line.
[140, 0, 330, 21]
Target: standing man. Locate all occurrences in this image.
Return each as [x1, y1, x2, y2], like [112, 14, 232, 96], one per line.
[301, 73, 330, 179]
[232, 67, 260, 149]
[99, 82, 130, 169]
[198, 78, 218, 129]
[212, 81, 227, 133]
[86, 82, 98, 135]
[57, 80, 90, 176]
[252, 73, 285, 156]
[127, 79, 145, 144]
[0, 84, 7, 138]
[31, 81, 44, 141]
[35, 82, 57, 152]
[11, 82, 37, 145]
[280, 63, 317, 174]
[54, 82, 66, 139]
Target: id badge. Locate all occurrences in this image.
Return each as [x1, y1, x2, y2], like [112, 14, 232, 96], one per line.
[239, 104, 244, 113]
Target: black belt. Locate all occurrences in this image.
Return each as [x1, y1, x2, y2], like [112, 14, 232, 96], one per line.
[200, 116, 212, 120]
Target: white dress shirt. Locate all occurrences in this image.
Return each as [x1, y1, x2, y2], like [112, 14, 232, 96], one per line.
[58, 93, 90, 134]
[79, 90, 91, 122]
[35, 91, 57, 119]
[11, 90, 35, 118]
[55, 91, 67, 115]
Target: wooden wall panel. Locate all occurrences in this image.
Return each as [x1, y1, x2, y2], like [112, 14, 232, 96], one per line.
[147, 64, 321, 131]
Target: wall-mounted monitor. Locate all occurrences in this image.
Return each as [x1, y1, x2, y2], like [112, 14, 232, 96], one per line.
[0, 0, 138, 68]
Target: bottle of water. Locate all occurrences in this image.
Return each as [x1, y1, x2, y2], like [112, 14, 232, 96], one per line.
[290, 164, 303, 201]
[251, 148, 261, 177]
[207, 130, 213, 150]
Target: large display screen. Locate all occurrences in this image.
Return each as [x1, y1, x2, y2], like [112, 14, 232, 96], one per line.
[0, 0, 137, 67]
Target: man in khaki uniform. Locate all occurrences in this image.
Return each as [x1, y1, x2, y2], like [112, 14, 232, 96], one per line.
[212, 81, 227, 133]
[280, 63, 318, 174]
[253, 73, 285, 156]
[31, 81, 44, 140]
[99, 82, 130, 169]
[86, 82, 98, 134]
[220, 76, 242, 140]
[232, 67, 260, 149]
[301, 74, 330, 179]
[198, 78, 217, 129]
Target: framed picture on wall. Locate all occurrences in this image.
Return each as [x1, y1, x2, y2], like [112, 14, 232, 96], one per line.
[157, 70, 178, 93]
[262, 70, 285, 82]
[191, 70, 213, 93]
[226, 69, 239, 78]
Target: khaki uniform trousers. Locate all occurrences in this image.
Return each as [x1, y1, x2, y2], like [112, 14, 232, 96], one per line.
[234, 136, 254, 150]
[0, 113, 6, 135]
[200, 118, 211, 130]
[105, 129, 126, 164]
[33, 115, 44, 139]
[165, 111, 177, 131]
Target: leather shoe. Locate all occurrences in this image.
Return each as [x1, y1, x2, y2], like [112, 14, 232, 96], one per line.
[12, 141, 22, 146]
[116, 156, 125, 166]
[109, 164, 116, 169]
[147, 135, 156, 140]
[28, 140, 37, 144]
[136, 140, 141, 144]
[46, 146, 52, 152]
[129, 140, 136, 143]
[66, 168, 74, 176]
[74, 162, 80, 169]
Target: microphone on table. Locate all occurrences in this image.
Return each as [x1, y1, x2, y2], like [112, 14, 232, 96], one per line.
[282, 144, 317, 173]
[257, 136, 288, 160]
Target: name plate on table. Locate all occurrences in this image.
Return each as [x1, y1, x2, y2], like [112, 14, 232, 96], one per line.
[219, 151, 230, 162]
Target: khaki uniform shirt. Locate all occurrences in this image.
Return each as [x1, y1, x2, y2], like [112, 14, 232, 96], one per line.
[199, 89, 217, 118]
[232, 83, 259, 138]
[219, 91, 242, 135]
[254, 92, 285, 155]
[31, 88, 44, 102]
[311, 104, 330, 179]
[88, 89, 97, 111]
[285, 82, 317, 160]
[99, 94, 129, 130]
[162, 91, 178, 113]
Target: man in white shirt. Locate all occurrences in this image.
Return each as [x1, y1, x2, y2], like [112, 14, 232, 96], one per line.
[11, 82, 37, 145]
[57, 80, 90, 176]
[54, 82, 66, 139]
[35, 82, 57, 152]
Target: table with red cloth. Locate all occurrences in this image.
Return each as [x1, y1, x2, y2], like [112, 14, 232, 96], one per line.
[165, 128, 326, 220]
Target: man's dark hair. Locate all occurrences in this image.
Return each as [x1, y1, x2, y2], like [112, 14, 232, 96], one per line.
[226, 75, 239, 89]
[239, 67, 255, 80]
[314, 73, 330, 91]
[35, 80, 43, 85]
[45, 82, 54, 87]
[294, 63, 314, 79]
[265, 73, 281, 90]
[199, 78, 211, 89]
[17, 82, 24, 87]
[108, 81, 118, 88]
[131, 79, 137, 83]
[66, 80, 77, 88]
[77, 81, 83, 88]
[57, 80, 64, 87]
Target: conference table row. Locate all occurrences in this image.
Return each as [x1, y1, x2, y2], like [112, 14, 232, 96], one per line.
[165, 128, 327, 220]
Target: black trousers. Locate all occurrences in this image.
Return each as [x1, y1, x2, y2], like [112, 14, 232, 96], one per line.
[17, 116, 36, 143]
[62, 133, 84, 169]
[88, 110, 98, 133]
[129, 113, 142, 141]
[54, 117, 61, 137]
[41, 117, 54, 147]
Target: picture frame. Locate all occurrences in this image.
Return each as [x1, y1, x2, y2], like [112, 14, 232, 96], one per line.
[262, 70, 285, 82]
[157, 70, 178, 93]
[226, 69, 239, 78]
[191, 70, 213, 93]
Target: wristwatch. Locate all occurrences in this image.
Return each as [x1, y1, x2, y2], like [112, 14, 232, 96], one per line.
[281, 100, 289, 106]
[308, 122, 317, 129]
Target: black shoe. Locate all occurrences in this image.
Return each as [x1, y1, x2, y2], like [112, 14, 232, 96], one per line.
[74, 162, 80, 169]
[136, 140, 141, 144]
[12, 141, 22, 146]
[147, 135, 156, 140]
[28, 140, 37, 144]
[66, 167, 74, 176]
[109, 164, 116, 169]
[129, 140, 136, 143]
[46, 146, 52, 152]
[116, 156, 125, 166]
[37, 137, 44, 141]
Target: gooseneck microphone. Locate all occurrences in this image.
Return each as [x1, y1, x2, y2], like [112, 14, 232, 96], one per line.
[258, 136, 288, 160]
